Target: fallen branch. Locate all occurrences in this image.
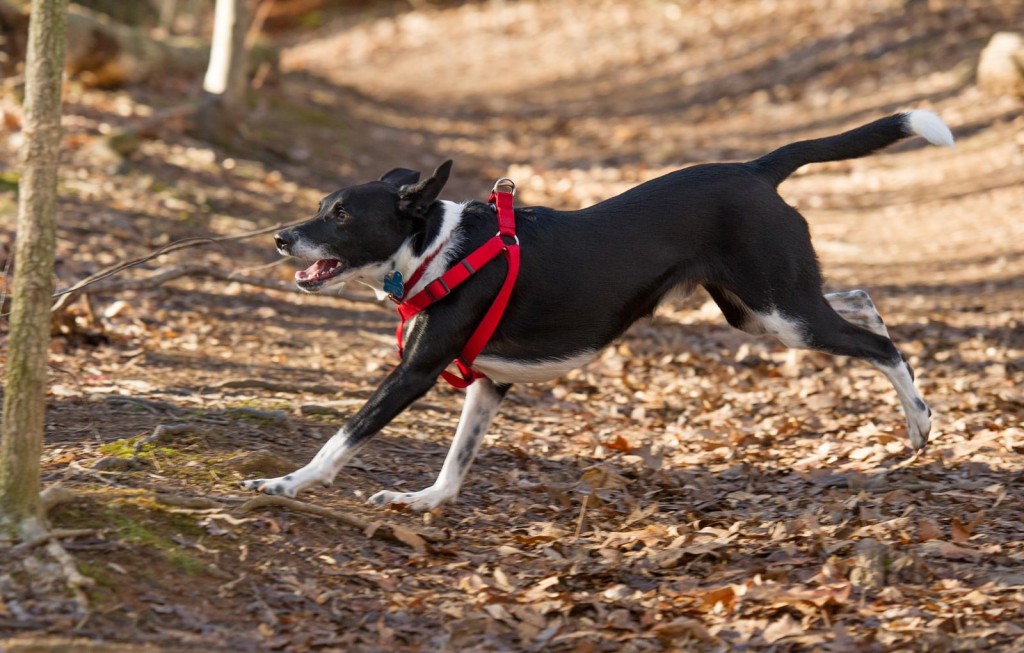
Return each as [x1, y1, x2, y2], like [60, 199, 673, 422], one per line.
[49, 217, 311, 313]
[53, 262, 381, 312]
[154, 493, 229, 510]
[234, 494, 446, 548]
[58, 461, 122, 483]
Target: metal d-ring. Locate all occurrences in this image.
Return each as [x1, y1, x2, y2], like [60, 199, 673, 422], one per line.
[492, 178, 516, 195]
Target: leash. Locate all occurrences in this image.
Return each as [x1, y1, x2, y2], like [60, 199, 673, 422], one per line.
[392, 178, 521, 388]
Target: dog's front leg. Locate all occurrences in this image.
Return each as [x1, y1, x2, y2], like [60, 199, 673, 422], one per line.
[241, 363, 440, 498]
[369, 378, 509, 511]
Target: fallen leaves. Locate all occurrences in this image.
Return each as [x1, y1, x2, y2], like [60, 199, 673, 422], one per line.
[952, 511, 986, 544]
[4, 0, 1024, 651]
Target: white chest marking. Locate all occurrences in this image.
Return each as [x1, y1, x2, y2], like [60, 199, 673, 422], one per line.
[352, 200, 467, 301]
[473, 350, 598, 384]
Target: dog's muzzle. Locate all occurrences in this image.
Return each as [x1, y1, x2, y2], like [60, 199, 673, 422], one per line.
[274, 229, 295, 256]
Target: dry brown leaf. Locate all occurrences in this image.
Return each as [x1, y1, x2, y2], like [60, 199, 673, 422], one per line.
[364, 521, 383, 540]
[579, 466, 631, 490]
[391, 525, 428, 553]
[654, 617, 719, 644]
[762, 614, 803, 645]
[917, 517, 941, 542]
[493, 567, 516, 592]
[604, 435, 635, 452]
[951, 511, 984, 544]
[920, 541, 983, 561]
[699, 586, 736, 613]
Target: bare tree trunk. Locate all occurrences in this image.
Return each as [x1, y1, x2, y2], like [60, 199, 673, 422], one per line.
[0, 0, 67, 539]
[197, 0, 249, 143]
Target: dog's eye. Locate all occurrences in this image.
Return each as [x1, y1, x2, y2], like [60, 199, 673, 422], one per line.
[333, 204, 350, 222]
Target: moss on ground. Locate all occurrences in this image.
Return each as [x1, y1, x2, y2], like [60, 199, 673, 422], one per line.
[51, 495, 212, 578]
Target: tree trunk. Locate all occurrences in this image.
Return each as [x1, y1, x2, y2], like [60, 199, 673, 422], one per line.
[197, 0, 249, 143]
[0, 0, 67, 539]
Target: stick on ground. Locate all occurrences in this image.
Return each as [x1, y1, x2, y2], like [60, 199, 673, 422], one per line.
[234, 494, 446, 547]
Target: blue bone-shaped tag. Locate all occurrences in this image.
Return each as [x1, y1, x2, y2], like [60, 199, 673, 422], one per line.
[383, 271, 404, 299]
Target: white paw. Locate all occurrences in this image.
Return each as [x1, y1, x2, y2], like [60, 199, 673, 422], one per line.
[907, 401, 933, 450]
[241, 473, 325, 498]
[368, 487, 455, 511]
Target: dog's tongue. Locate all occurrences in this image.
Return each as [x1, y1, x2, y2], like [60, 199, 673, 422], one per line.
[295, 259, 342, 281]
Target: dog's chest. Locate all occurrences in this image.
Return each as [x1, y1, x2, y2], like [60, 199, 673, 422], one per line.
[472, 350, 597, 384]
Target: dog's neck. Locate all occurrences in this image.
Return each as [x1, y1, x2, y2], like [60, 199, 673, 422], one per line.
[358, 200, 466, 301]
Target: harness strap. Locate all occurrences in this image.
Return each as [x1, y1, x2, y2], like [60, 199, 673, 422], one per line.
[396, 236, 506, 319]
[395, 183, 520, 388]
[401, 243, 445, 298]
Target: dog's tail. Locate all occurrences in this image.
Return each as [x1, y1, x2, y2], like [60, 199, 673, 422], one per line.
[750, 110, 955, 186]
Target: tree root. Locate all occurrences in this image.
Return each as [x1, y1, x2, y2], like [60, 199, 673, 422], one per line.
[44, 539, 94, 609]
[2, 487, 97, 611]
[11, 528, 97, 554]
[40, 485, 77, 513]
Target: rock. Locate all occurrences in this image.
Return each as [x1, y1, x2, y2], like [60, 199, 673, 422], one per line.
[977, 32, 1024, 97]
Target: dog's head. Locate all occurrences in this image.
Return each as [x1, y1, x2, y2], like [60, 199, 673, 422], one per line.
[274, 161, 453, 293]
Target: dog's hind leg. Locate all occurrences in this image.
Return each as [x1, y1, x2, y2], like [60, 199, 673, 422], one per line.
[705, 285, 764, 335]
[752, 295, 932, 450]
[369, 379, 509, 511]
[825, 289, 890, 338]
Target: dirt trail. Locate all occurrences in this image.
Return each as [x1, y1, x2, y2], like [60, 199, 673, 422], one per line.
[1, 1, 1023, 651]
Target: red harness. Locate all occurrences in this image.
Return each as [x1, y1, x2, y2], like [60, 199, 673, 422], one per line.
[393, 181, 521, 388]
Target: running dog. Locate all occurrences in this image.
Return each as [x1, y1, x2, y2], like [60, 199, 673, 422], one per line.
[243, 111, 954, 510]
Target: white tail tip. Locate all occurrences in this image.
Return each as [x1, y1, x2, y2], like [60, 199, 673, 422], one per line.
[905, 110, 956, 149]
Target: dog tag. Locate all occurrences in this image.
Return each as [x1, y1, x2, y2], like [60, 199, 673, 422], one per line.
[384, 271, 404, 299]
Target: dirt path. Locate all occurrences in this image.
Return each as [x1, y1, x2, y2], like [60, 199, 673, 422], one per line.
[2, 1, 1023, 651]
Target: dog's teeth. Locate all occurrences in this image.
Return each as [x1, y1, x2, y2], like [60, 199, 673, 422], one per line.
[296, 259, 342, 283]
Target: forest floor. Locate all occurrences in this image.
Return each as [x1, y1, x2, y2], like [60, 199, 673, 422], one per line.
[1, 0, 1023, 651]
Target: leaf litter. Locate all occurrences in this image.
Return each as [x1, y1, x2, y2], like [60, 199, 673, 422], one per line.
[1, 0, 1023, 651]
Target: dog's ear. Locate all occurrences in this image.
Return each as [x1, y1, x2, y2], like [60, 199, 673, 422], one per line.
[398, 160, 452, 219]
[379, 167, 421, 188]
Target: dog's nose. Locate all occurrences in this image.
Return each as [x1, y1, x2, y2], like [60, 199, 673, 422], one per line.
[274, 230, 294, 254]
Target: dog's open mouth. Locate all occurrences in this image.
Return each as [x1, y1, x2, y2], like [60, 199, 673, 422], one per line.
[294, 259, 345, 290]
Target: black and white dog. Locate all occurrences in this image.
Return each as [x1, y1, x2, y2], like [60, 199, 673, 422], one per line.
[243, 111, 954, 510]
